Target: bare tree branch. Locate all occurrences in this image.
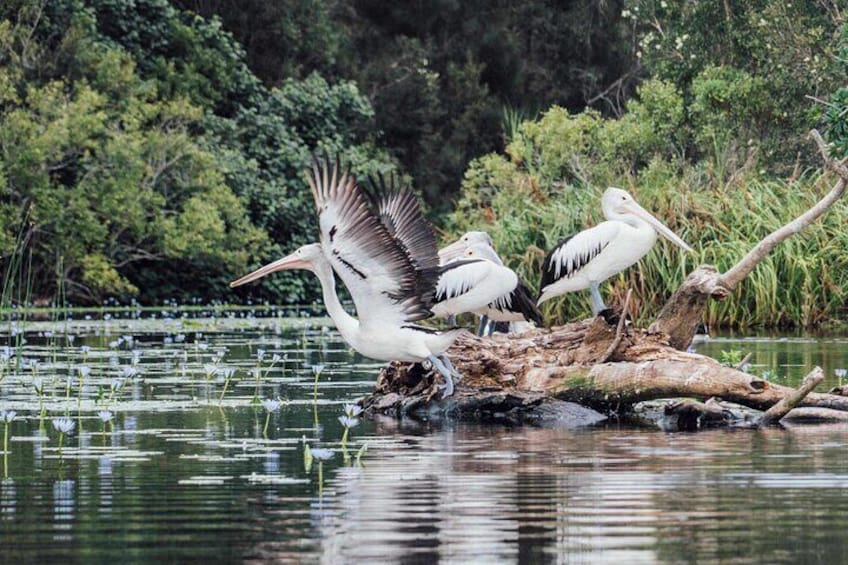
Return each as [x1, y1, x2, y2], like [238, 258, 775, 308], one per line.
[758, 367, 823, 426]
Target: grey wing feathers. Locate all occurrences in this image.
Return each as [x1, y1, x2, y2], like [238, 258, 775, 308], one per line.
[366, 173, 440, 299]
[307, 157, 436, 322]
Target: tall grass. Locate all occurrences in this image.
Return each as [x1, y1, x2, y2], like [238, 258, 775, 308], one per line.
[445, 160, 848, 329]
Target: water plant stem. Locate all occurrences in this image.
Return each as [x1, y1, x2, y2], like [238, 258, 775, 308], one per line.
[263, 412, 271, 437]
[219, 372, 233, 404]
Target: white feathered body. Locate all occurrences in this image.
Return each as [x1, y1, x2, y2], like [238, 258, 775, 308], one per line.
[430, 259, 518, 318]
[538, 220, 657, 304]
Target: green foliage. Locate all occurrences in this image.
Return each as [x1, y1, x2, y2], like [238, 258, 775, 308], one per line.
[446, 93, 848, 329]
[719, 350, 744, 368]
[624, 0, 844, 170]
[824, 25, 848, 158]
[0, 0, 391, 305]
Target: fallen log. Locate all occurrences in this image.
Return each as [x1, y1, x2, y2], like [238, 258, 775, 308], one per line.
[362, 129, 848, 428]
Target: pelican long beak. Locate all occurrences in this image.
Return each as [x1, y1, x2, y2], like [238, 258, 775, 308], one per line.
[438, 239, 468, 264]
[230, 252, 308, 288]
[625, 202, 694, 252]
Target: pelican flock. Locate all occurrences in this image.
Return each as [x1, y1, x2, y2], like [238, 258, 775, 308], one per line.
[537, 187, 692, 314]
[232, 158, 692, 397]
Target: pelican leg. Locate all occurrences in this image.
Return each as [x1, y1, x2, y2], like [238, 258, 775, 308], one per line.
[589, 281, 607, 316]
[476, 315, 489, 337]
[438, 354, 462, 381]
[427, 354, 455, 397]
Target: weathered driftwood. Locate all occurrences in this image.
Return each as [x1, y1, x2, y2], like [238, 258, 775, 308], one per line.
[364, 320, 848, 423]
[758, 368, 824, 426]
[362, 130, 848, 428]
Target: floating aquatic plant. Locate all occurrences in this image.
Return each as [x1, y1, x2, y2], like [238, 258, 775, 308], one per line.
[261, 398, 281, 437]
[311, 364, 325, 425]
[1, 411, 15, 455]
[339, 403, 362, 449]
[97, 410, 113, 437]
[52, 417, 75, 456]
[218, 367, 236, 403]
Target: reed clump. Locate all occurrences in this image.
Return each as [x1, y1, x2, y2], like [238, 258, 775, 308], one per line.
[445, 156, 848, 329]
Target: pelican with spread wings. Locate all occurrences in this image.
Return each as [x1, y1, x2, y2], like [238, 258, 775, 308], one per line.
[230, 159, 465, 396]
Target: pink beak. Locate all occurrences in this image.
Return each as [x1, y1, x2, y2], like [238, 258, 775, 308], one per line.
[230, 252, 308, 288]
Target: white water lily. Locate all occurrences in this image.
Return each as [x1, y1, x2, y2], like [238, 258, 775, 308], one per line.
[343, 403, 363, 418]
[97, 410, 113, 423]
[261, 399, 281, 413]
[52, 417, 75, 434]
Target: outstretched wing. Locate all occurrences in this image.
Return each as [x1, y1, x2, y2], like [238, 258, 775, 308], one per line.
[307, 157, 436, 327]
[539, 222, 618, 290]
[366, 174, 439, 272]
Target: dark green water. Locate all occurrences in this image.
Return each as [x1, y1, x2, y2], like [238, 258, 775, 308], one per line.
[1, 316, 848, 563]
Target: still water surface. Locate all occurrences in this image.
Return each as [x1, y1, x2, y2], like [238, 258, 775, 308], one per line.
[1, 314, 848, 563]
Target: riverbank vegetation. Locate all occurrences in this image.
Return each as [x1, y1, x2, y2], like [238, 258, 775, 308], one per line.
[1, 0, 846, 328]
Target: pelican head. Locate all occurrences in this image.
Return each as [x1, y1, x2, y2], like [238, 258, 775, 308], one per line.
[439, 231, 495, 263]
[230, 243, 325, 287]
[462, 242, 503, 265]
[601, 187, 693, 252]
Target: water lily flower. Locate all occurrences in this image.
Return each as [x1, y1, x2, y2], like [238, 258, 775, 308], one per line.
[835, 368, 847, 378]
[32, 377, 43, 395]
[261, 399, 281, 413]
[52, 417, 75, 434]
[97, 410, 113, 423]
[311, 364, 325, 376]
[77, 366, 91, 379]
[338, 415, 359, 429]
[256, 349, 266, 362]
[310, 448, 335, 461]
[261, 398, 281, 436]
[0, 411, 16, 423]
[343, 403, 363, 418]
[80, 345, 91, 355]
[121, 366, 139, 379]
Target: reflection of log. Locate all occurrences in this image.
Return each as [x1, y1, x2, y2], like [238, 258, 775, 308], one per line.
[362, 130, 848, 428]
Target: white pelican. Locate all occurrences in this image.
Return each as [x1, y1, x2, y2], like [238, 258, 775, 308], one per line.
[438, 231, 496, 265]
[231, 159, 466, 396]
[537, 187, 693, 314]
[431, 249, 516, 323]
[461, 244, 543, 331]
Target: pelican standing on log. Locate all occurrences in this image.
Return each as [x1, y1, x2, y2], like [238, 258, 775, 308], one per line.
[461, 244, 543, 331]
[230, 159, 466, 396]
[537, 187, 693, 315]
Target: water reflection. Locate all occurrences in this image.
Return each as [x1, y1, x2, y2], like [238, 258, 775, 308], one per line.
[298, 424, 848, 563]
[1, 319, 848, 562]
